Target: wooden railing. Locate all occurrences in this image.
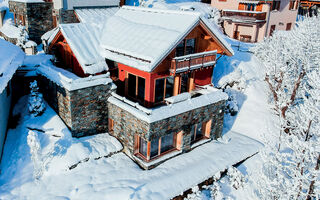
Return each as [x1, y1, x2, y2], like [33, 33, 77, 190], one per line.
[170, 50, 217, 75]
[222, 9, 267, 22]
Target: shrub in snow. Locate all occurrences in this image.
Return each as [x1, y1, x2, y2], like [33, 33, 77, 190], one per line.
[28, 80, 46, 117]
[225, 95, 238, 116]
[27, 130, 43, 179]
[227, 166, 245, 190]
[210, 182, 223, 200]
[184, 186, 203, 200]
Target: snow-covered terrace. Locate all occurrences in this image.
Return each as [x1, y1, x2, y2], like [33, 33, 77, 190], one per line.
[222, 9, 267, 23]
[109, 85, 228, 123]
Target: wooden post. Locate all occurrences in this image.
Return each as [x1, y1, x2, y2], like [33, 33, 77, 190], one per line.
[188, 72, 195, 92]
[173, 75, 180, 96]
[147, 141, 151, 160]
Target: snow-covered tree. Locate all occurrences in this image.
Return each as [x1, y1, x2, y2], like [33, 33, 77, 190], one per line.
[28, 80, 46, 117]
[16, 24, 29, 48]
[252, 16, 320, 199]
[27, 130, 43, 179]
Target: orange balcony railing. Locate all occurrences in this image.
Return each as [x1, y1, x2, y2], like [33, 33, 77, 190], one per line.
[170, 50, 217, 75]
[222, 9, 267, 22]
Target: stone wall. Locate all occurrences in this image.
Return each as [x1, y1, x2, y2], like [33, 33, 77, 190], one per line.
[108, 98, 226, 162]
[9, 1, 53, 43]
[60, 9, 79, 24]
[38, 75, 115, 137]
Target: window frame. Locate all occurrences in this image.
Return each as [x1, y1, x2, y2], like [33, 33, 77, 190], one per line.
[135, 132, 178, 162]
[126, 72, 146, 104]
[175, 38, 196, 57]
[154, 76, 174, 104]
[190, 120, 212, 144]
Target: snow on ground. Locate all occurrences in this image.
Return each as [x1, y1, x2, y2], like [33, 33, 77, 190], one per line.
[0, 93, 262, 199]
[214, 38, 277, 142]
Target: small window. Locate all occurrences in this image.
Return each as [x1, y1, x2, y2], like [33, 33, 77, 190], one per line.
[180, 73, 190, 93]
[165, 76, 174, 99]
[185, 39, 195, 55]
[161, 133, 175, 153]
[139, 137, 148, 158]
[270, 25, 276, 36]
[286, 23, 292, 31]
[127, 73, 145, 103]
[108, 118, 114, 133]
[154, 77, 174, 103]
[155, 78, 165, 103]
[175, 39, 196, 57]
[191, 122, 204, 144]
[247, 3, 256, 11]
[128, 73, 136, 97]
[289, 1, 295, 10]
[150, 139, 159, 159]
[176, 40, 185, 57]
[271, 1, 280, 11]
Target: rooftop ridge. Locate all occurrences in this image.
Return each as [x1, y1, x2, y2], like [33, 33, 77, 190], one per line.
[121, 5, 201, 17]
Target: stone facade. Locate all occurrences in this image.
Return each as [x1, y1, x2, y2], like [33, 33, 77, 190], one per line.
[108, 98, 226, 169]
[9, 1, 53, 43]
[38, 75, 115, 137]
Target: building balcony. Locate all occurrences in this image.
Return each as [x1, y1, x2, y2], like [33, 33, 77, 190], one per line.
[170, 50, 217, 76]
[221, 9, 267, 23]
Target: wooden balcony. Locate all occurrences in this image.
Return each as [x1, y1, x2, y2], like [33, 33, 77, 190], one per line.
[170, 50, 217, 75]
[222, 9, 267, 23]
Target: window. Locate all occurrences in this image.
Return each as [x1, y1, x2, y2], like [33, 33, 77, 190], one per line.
[191, 120, 212, 144]
[155, 78, 165, 103]
[161, 133, 175, 153]
[137, 132, 178, 161]
[180, 73, 190, 93]
[270, 25, 276, 36]
[176, 40, 185, 57]
[246, 3, 256, 11]
[191, 122, 204, 144]
[175, 38, 196, 57]
[289, 1, 296, 10]
[271, 1, 280, 11]
[127, 73, 145, 103]
[154, 76, 174, 103]
[286, 23, 292, 31]
[108, 118, 114, 133]
[139, 137, 148, 158]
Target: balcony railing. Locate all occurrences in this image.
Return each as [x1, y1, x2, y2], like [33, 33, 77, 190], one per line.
[222, 9, 267, 23]
[170, 50, 217, 75]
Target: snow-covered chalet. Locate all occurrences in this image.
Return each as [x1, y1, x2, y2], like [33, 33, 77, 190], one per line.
[41, 6, 234, 169]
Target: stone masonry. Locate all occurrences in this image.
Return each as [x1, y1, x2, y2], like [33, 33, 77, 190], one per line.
[9, 1, 53, 43]
[108, 98, 226, 169]
[39, 75, 115, 137]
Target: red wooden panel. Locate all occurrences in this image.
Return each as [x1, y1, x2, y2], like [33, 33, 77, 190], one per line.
[194, 67, 213, 86]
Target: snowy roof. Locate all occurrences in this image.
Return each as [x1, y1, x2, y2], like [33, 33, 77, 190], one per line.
[75, 7, 119, 29]
[9, 0, 45, 3]
[0, 39, 25, 93]
[0, 23, 20, 39]
[41, 27, 59, 46]
[65, 0, 119, 10]
[100, 6, 233, 72]
[58, 23, 108, 75]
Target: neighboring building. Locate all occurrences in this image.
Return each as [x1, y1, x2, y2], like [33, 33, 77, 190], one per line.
[211, 0, 299, 42]
[7, 0, 121, 44]
[8, 0, 54, 43]
[0, 39, 24, 165]
[51, 0, 121, 26]
[42, 6, 234, 169]
[299, 0, 320, 16]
